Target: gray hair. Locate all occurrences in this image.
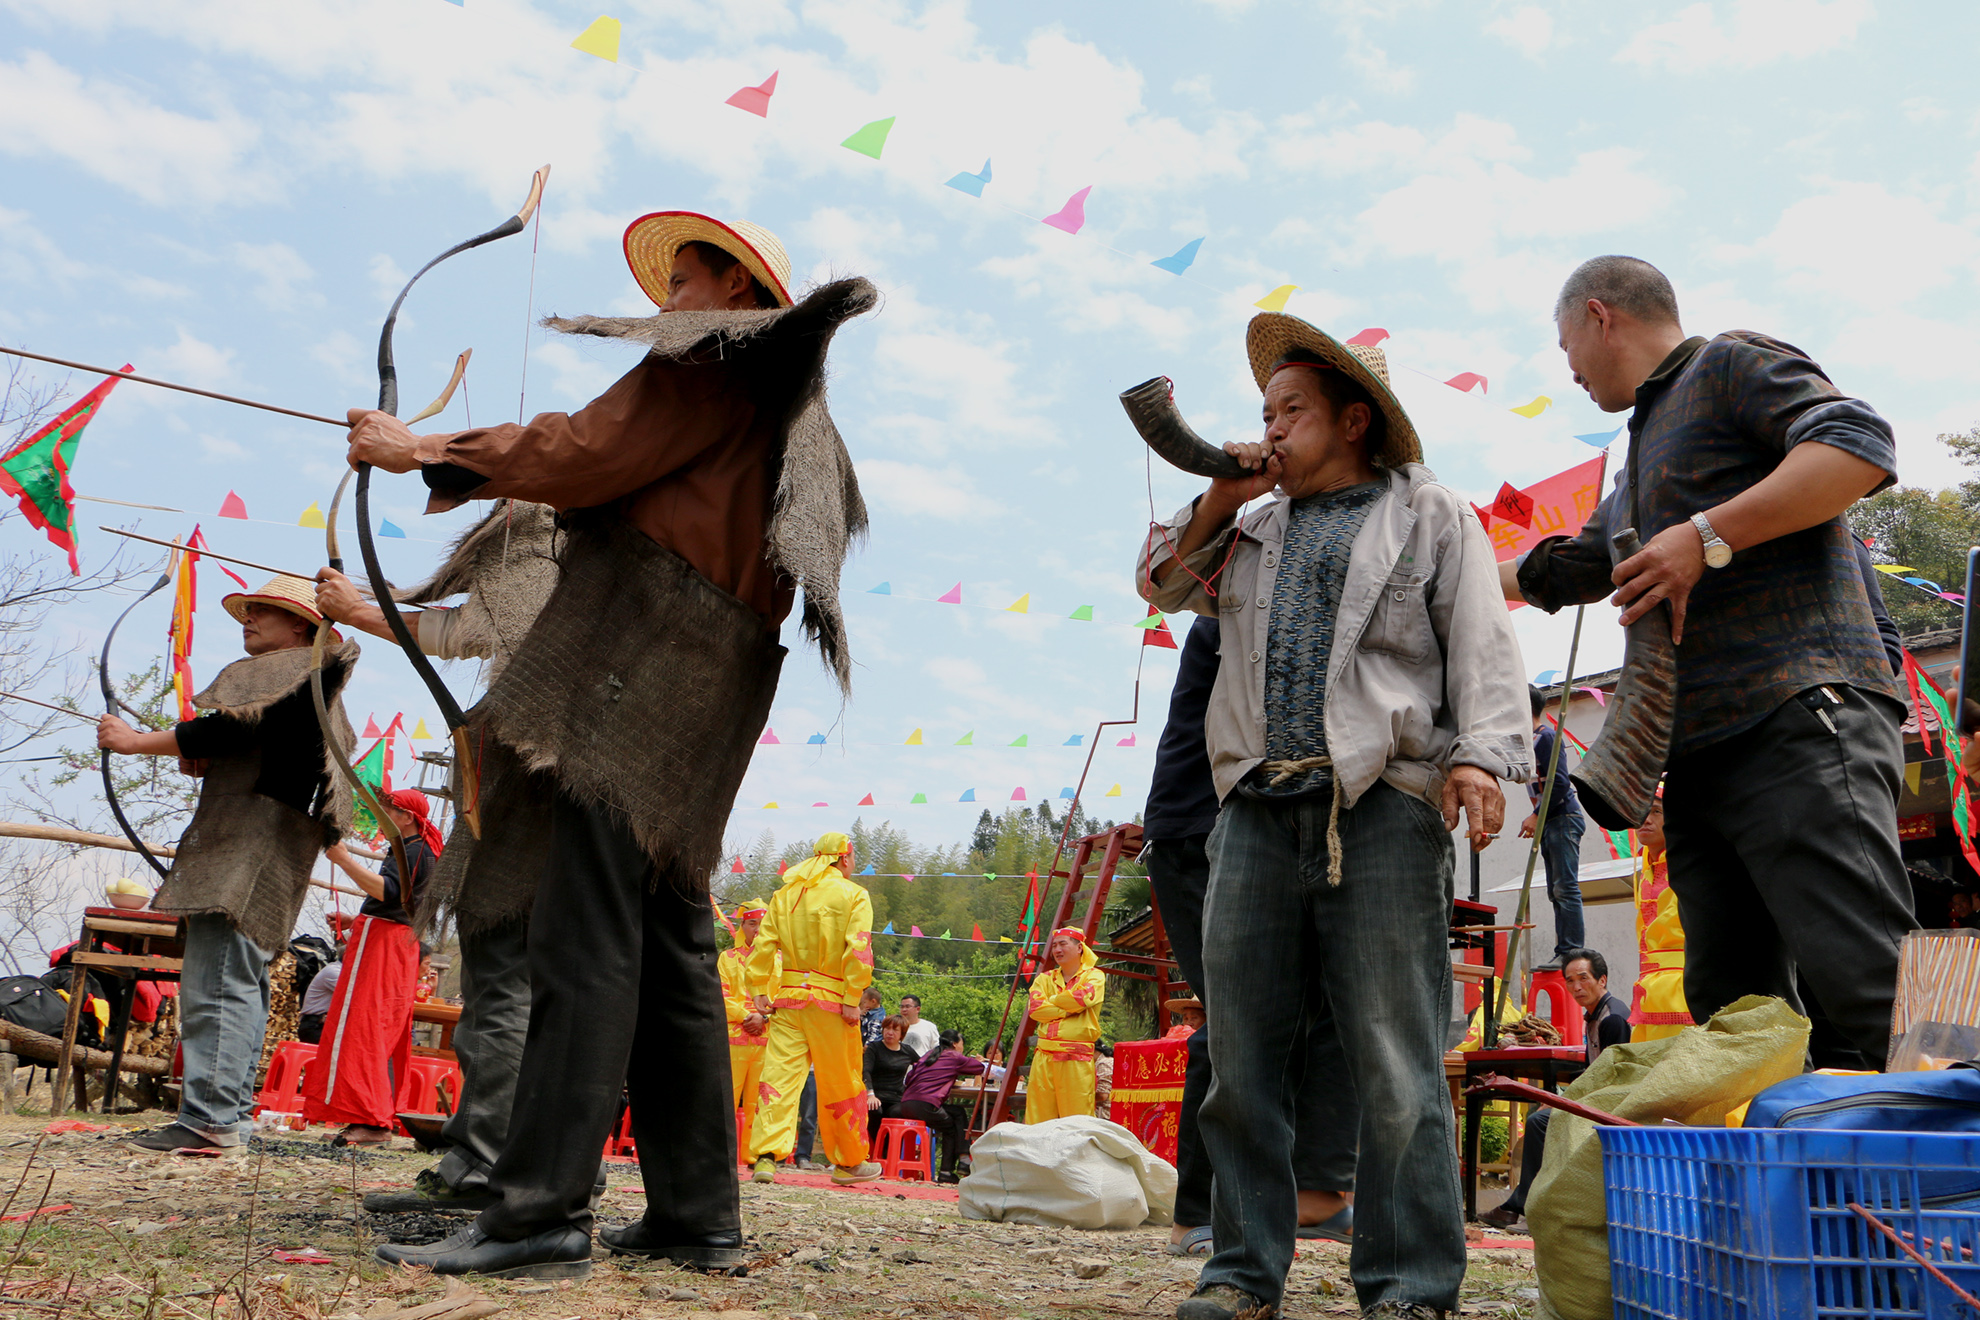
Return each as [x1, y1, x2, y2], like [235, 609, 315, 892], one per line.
[1555, 255, 1681, 327]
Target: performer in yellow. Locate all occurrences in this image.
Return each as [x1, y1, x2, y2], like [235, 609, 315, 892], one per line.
[1025, 927, 1105, 1122]
[746, 833, 881, 1186]
[1630, 793, 1690, 1042]
[719, 904, 772, 1151]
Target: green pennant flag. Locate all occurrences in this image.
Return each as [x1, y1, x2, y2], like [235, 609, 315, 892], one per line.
[0, 370, 126, 573]
[841, 117, 895, 159]
[350, 736, 389, 838]
[938, 928, 952, 940]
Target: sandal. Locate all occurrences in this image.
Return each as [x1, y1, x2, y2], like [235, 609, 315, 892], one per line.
[1295, 1205, 1353, 1243]
[1166, 1223, 1215, 1256]
[330, 1124, 395, 1148]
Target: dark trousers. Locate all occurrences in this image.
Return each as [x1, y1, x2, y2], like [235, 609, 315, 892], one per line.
[438, 919, 530, 1193]
[1501, 1107, 1549, 1214]
[477, 793, 739, 1242]
[1539, 814, 1586, 959]
[1663, 685, 1915, 1066]
[795, 1071, 818, 1163]
[898, 1098, 968, 1174]
[1146, 835, 1359, 1229]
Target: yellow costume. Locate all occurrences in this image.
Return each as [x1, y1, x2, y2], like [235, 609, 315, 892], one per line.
[1630, 848, 1690, 1042]
[720, 905, 773, 1150]
[746, 834, 875, 1168]
[1025, 927, 1104, 1122]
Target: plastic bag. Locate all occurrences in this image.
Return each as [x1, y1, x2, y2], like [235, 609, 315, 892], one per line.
[958, 1115, 1177, 1229]
[1525, 994, 1809, 1320]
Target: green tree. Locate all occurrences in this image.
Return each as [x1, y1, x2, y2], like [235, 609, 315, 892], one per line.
[1849, 485, 1979, 639]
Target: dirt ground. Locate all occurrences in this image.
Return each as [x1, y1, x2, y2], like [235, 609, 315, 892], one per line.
[0, 1110, 1538, 1319]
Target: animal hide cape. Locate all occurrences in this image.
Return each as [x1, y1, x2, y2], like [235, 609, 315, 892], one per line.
[151, 642, 359, 953]
[424, 278, 873, 931]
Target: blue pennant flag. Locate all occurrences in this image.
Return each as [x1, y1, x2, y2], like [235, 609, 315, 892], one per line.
[868, 581, 891, 595]
[945, 158, 992, 197]
[1064, 734, 1083, 746]
[1151, 237, 1204, 275]
[859, 864, 876, 875]
[1574, 427, 1623, 448]
[379, 519, 406, 538]
[882, 921, 896, 934]
[959, 789, 976, 802]
[806, 732, 826, 744]
[1058, 787, 1075, 799]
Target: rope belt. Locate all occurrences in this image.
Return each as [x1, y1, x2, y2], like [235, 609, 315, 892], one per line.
[1257, 755, 1345, 886]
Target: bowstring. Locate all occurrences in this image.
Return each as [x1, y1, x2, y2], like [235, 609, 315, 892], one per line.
[515, 199, 544, 424]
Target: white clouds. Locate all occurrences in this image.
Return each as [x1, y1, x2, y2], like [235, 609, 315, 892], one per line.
[1617, 0, 1873, 74]
[1486, 5, 1558, 58]
[1751, 182, 1979, 307]
[232, 242, 321, 312]
[0, 51, 267, 207]
[857, 459, 999, 520]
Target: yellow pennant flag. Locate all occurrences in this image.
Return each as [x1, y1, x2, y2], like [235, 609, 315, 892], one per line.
[1006, 594, 1030, 614]
[1254, 284, 1298, 312]
[410, 717, 432, 740]
[1906, 762, 1923, 795]
[570, 15, 621, 62]
[1874, 563, 1917, 575]
[298, 501, 326, 529]
[904, 728, 923, 745]
[763, 801, 779, 809]
[1105, 783, 1122, 797]
[1509, 395, 1552, 418]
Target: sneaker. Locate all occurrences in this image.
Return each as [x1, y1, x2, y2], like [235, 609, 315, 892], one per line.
[829, 1161, 882, 1185]
[128, 1123, 231, 1154]
[751, 1156, 778, 1184]
[1476, 1203, 1523, 1230]
[1177, 1284, 1272, 1320]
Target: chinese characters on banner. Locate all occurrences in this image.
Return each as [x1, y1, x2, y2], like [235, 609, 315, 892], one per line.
[1484, 455, 1607, 563]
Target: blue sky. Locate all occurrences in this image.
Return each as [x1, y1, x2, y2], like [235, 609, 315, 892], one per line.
[2, 0, 1973, 863]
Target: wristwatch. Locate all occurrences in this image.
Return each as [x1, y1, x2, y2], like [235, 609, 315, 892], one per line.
[1691, 512, 1732, 568]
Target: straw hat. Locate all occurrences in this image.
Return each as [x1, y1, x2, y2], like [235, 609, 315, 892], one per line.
[1164, 995, 1205, 1014]
[622, 212, 793, 309]
[1245, 313, 1422, 467]
[222, 574, 340, 640]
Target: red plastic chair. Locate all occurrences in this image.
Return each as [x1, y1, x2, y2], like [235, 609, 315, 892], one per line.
[395, 1055, 463, 1116]
[604, 1105, 637, 1161]
[873, 1118, 933, 1182]
[1525, 968, 1585, 1048]
[252, 1040, 316, 1116]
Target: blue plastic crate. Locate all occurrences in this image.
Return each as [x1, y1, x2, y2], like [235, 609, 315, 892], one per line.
[1599, 1126, 1980, 1319]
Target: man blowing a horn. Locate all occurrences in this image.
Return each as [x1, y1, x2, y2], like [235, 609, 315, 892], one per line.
[345, 214, 873, 1280]
[97, 575, 359, 1154]
[1137, 314, 1530, 1320]
[1505, 255, 1915, 1070]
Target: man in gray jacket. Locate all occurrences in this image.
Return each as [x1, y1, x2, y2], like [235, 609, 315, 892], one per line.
[1138, 313, 1531, 1320]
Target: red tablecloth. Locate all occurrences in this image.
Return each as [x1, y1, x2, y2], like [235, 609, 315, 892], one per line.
[1109, 1036, 1187, 1163]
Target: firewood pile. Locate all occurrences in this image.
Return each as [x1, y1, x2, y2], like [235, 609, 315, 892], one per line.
[123, 992, 176, 1061]
[255, 952, 299, 1086]
[1499, 1013, 1564, 1046]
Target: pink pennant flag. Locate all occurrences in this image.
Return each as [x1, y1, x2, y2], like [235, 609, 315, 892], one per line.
[938, 583, 963, 604]
[910, 925, 924, 937]
[1041, 186, 1091, 234]
[1576, 686, 1607, 707]
[362, 714, 382, 738]
[1444, 372, 1488, 394]
[858, 793, 875, 805]
[725, 70, 777, 116]
[812, 801, 828, 807]
[902, 873, 915, 883]
[731, 856, 745, 873]
[1011, 787, 1026, 801]
[1116, 733, 1136, 747]
[1346, 328, 1389, 347]
[758, 727, 780, 744]
[218, 490, 249, 520]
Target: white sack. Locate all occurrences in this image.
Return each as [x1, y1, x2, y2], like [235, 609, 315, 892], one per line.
[957, 1116, 1177, 1229]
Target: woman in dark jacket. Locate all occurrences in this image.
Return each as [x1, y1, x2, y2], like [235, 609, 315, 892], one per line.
[863, 1014, 920, 1141]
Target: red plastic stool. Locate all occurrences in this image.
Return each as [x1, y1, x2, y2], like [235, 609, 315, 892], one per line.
[735, 1107, 751, 1166]
[1525, 968, 1584, 1048]
[395, 1055, 463, 1116]
[605, 1105, 637, 1160]
[873, 1118, 933, 1182]
[252, 1040, 316, 1116]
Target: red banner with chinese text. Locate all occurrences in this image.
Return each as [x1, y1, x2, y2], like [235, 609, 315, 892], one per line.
[1484, 456, 1606, 563]
[1108, 1036, 1187, 1164]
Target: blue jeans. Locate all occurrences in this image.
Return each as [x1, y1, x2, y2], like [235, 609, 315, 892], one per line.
[1540, 813, 1585, 959]
[177, 914, 273, 1146]
[1198, 783, 1464, 1312]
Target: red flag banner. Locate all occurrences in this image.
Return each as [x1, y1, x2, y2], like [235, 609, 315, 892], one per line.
[1484, 455, 1606, 564]
[0, 369, 126, 572]
[1489, 482, 1535, 530]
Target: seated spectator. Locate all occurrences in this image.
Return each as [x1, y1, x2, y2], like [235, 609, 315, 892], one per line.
[859, 988, 886, 1046]
[898, 995, 939, 1055]
[864, 1014, 921, 1141]
[1165, 995, 1206, 1039]
[1094, 1042, 1115, 1117]
[298, 951, 342, 1045]
[983, 1041, 1008, 1085]
[1480, 948, 1630, 1228]
[899, 1029, 986, 1183]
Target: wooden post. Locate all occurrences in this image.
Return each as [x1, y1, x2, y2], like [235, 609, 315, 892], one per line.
[0, 1051, 14, 1115]
[49, 961, 89, 1116]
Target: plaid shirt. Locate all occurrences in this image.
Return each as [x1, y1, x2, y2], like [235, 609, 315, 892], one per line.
[1517, 332, 1901, 756]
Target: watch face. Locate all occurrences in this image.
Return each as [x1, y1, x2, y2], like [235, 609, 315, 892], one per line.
[1705, 543, 1733, 568]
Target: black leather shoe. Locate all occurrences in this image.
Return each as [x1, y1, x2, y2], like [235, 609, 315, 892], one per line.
[363, 1167, 497, 1215]
[374, 1224, 592, 1279]
[599, 1220, 748, 1275]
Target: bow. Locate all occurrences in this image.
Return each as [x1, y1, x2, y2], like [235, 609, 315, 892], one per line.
[351, 165, 549, 841]
[99, 552, 177, 880]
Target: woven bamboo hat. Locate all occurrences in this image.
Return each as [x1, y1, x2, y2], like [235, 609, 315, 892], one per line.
[1246, 313, 1422, 467]
[622, 212, 793, 309]
[222, 574, 340, 640]
[1164, 995, 1205, 1014]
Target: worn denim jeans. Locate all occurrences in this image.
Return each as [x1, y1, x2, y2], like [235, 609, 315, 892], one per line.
[1198, 783, 1464, 1313]
[1540, 813, 1586, 959]
[176, 914, 273, 1146]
